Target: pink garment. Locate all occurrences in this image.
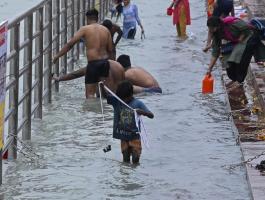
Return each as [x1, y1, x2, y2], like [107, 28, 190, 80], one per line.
[173, 0, 191, 25]
[222, 16, 239, 42]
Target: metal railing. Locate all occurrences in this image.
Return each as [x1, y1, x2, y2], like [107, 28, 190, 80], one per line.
[1, 0, 111, 184]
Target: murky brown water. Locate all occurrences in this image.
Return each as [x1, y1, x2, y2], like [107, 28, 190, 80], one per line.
[0, 0, 251, 199]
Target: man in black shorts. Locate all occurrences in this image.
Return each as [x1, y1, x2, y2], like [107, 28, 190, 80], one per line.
[85, 59, 110, 84]
[53, 9, 113, 98]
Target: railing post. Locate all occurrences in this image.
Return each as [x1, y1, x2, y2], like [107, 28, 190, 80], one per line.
[102, 0, 106, 19]
[34, 7, 44, 119]
[81, 0, 86, 55]
[61, 0, 68, 74]
[76, 0, 80, 60]
[69, 0, 74, 71]
[99, 0, 103, 21]
[54, 0, 60, 92]
[8, 25, 20, 159]
[44, 0, 53, 104]
[22, 14, 33, 140]
[87, 0, 91, 10]
[106, 0, 110, 15]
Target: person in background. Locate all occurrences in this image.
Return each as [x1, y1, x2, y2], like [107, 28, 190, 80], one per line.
[115, 0, 123, 22]
[102, 19, 123, 60]
[99, 80, 154, 164]
[110, 0, 123, 22]
[168, 0, 191, 39]
[122, 0, 144, 39]
[203, 0, 234, 52]
[206, 16, 260, 85]
[117, 54, 162, 94]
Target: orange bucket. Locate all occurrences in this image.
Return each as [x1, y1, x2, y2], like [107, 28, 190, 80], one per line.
[202, 74, 214, 94]
[167, 8, 173, 16]
[207, 0, 215, 17]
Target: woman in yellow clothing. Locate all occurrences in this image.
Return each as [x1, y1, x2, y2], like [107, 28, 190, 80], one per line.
[168, 0, 191, 38]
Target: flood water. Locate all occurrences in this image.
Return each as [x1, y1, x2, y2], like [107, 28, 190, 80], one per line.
[1, 0, 251, 199]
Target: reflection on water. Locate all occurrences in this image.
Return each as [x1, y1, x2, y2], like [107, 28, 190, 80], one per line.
[1, 0, 251, 199]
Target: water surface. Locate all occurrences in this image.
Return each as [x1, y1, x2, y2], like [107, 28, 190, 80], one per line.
[1, 0, 251, 199]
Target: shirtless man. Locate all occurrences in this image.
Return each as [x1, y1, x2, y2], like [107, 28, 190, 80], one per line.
[52, 9, 114, 99]
[53, 60, 125, 94]
[102, 19, 123, 60]
[117, 54, 162, 94]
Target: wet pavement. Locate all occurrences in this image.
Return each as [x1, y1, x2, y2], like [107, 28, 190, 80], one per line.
[0, 0, 254, 199]
[221, 0, 265, 199]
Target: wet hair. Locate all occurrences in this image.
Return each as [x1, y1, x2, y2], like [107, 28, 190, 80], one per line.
[207, 16, 221, 27]
[117, 54, 131, 69]
[102, 19, 113, 31]
[86, 9, 99, 21]
[116, 80, 133, 99]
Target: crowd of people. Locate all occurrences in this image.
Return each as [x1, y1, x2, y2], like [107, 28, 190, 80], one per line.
[52, 0, 265, 164]
[52, 1, 158, 164]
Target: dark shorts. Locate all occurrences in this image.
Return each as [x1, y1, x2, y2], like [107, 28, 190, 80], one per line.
[127, 28, 136, 39]
[85, 59, 110, 84]
[116, 4, 123, 14]
[143, 87, 162, 93]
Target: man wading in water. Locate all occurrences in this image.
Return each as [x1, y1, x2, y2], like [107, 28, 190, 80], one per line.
[53, 9, 114, 99]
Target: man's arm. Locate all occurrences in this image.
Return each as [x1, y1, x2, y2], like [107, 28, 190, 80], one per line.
[107, 32, 114, 60]
[53, 67, 86, 82]
[53, 27, 85, 64]
[113, 25, 123, 46]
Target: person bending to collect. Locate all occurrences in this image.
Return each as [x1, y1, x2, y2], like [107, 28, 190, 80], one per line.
[203, 0, 234, 52]
[99, 81, 154, 164]
[52, 9, 113, 99]
[206, 16, 260, 85]
[102, 19, 123, 60]
[117, 54, 162, 93]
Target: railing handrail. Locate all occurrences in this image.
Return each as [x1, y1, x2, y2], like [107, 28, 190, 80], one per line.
[7, 0, 48, 28]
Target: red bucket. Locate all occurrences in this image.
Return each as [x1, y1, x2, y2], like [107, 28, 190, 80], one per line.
[167, 8, 173, 16]
[202, 74, 214, 94]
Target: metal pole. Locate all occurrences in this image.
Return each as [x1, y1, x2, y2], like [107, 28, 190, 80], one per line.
[44, 1, 53, 104]
[76, 0, 80, 60]
[99, 0, 103, 21]
[8, 25, 20, 159]
[22, 14, 33, 140]
[54, 0, 60, 92]
[92, 0, 95, 9]
[61, 0, 68, 74]
[34, 7, 44, 119]
[69, 0, 74, 71]
[106, 0, 110, 15]
[102, 0, 104, 20]
[81, 0, 86, 54]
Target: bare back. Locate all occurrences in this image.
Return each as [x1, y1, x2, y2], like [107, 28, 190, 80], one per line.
[82, 24, 113, 61]
[104, 60, 125, 92]
[125, 67, 160, 88]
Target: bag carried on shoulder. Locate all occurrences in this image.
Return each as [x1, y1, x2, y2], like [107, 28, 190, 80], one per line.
[249, 18, 265, 40]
